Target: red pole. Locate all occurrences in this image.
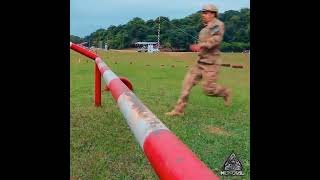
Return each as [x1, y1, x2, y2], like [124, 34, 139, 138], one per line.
[70, 42, 98, 60]
[95, 63, 101, 106]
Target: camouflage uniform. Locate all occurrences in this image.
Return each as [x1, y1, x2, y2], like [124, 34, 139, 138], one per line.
[166, 4, 231, 116]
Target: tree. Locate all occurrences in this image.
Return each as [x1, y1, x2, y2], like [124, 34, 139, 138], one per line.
[84, 8, 250, 51]
[163, 39, 172, 49]
[70, 35, 84, 44]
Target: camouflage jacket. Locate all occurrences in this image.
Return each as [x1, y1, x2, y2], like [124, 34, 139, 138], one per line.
[197, 18, 224, 64]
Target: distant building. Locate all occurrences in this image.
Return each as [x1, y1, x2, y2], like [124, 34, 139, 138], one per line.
[134, 42, 159, 53]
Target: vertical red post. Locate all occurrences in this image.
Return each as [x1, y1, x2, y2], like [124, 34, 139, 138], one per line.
[94, 63, 101, 107]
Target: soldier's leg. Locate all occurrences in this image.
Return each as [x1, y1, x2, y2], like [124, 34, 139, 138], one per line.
[165, 64, 202, 116]
[201, 64, 232, 106]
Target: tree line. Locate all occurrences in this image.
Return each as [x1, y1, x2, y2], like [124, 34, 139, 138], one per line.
[71, 8, 249, 52]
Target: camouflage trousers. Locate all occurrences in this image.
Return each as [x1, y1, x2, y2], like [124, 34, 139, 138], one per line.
[172, 62, 229, 113]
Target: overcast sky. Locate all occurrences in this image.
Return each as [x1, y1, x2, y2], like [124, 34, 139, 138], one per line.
[71, 0, 250, 37]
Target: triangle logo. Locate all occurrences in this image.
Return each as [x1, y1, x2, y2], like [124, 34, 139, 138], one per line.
[221, 152, 244, 176]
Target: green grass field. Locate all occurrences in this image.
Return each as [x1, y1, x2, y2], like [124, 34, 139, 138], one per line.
[70, 49, 250, 179]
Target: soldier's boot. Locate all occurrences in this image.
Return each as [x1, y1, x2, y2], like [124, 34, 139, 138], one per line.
[165, 100, 186, 116]
[223, 89, 232, 107]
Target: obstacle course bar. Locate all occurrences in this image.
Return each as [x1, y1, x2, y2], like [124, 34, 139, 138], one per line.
[70, 42, 219, 180]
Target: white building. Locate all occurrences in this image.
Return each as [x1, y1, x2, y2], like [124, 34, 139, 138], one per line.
[134, 42, 159, 53]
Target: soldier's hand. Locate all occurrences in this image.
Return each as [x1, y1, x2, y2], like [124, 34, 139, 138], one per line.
[190, 44, 201, 52]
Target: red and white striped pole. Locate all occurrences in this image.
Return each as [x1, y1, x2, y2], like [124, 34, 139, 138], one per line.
[70, 42, 219, 180]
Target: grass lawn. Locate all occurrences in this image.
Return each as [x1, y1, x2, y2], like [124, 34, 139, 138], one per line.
[70, 49, 250, 179]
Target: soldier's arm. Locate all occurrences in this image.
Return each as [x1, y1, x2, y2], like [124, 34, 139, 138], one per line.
[198, 23, 224, 49]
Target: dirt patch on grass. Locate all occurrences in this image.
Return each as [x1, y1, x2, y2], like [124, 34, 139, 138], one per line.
[161, 52, 196, 61]
[206, 126, 231, 136]
[112, 49, 137, 53]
